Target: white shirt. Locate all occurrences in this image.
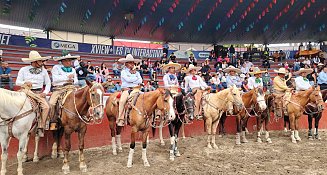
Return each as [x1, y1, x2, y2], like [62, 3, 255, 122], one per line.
[121, 68, 142, 88]
[295, 76, 311, 91]
[16, 65, 51, 94]
[73, 60, 80, 68]
[51, 64, 78, 86]
[210, 77, 220, 85]
[241, 67, 248, 74]
[163, 73, 179, 88]
[184, 75, 208, 90]
[248, 77, 263, 89]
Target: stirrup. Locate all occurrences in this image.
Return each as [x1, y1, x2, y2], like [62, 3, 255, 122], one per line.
[49, 122, 58, 130]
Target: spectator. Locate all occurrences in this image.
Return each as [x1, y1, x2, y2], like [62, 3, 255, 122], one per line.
[240, 63, 247, 74]
[73, 56, 81, 69]
[209, 49, 215, 62]
[229, 45, 235, 58]
[76, 61, 91, 87]
[0, 61, 13, 90]
[86, 61, 95, 81]
[161, 53, 167, 60]
[317, 65, 327, 90]
[312, 56, 320, 64]
[163, 42, 169, 55]
[100, 62, 110, 82]
[245, 59, 254, 72]
[279, 50, 286, 60]
[210, 72, 222, 92]
[235, 59, 242, 68]
[284, 62, 289, 69]
[103, 77, 120, 93]
[220, 73, 227, 89]
[303, 58, 311, 67]
[224, 56, 230, 64]
[262, 56, 270, 69]
[293, 59, 301, 71]
[112, 60, 121, 78]
[169, 52, 176, 63]
[221, 60, 228, 70]
[272, 51, 279, 62]
[94, 66, 102, 83]
[262, 70, 271, 91]
[188, 53, 197, 66]
[143, 81, 156, 92]
[0, 50, 3, 64]
[241, 77, 249, 92]
[307, 41, 312, 50]
[153, 61, 161, 75]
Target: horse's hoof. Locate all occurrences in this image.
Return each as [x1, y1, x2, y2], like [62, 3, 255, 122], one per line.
[59, 151, 64, 158]
[1, 170, 6, 175]
[266, 138, 272, 144]
[284, 128, 288, 132]
[144, 161, 150, 167]
[160, 142, 165, 146]
[218, 135, 223, 138]
[257, 138, 262, 143]
[113, 150, 117, 156]
[295, 137, 301, 142]
[169, 156, 175, 161]
[182, 136, 186, 139]
[118, 148, 123, 153]
[62, 165, 70, 174]
[213, 144, 218, 149]
[315, 135, 321, 140]
[308, 136, 313, 140]
[17, 172, 23, 175]
[174, 150, 181, 157]
[51, 154, 57, 159]
[33, 157, 39, 162]
[80, 165, 87, 173]
[291, 140, 297, 144]
[22, 156, 28, 162]
[127, 163, 132, 168]
[207, 144, 213, 149]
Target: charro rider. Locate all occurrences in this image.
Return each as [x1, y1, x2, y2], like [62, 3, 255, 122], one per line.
[294, 68, 313, 91]
[117, 54, 142, 126]
[248, 67, 265, 90]
[48, 51, 79, 127]
[16, 50, 51, 137]
[224, 65, 242, 88]
[273, 68, 292, 116]
[184, 64, 209, 119]
[162, 61, 181, 96]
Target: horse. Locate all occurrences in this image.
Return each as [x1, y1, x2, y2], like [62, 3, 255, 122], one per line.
[0, 88, 37, 175]
[202, 85, 243, 149]
[274, 87, 324, 143]
[51, 81, 104, 174]
[255, 93, 274, 143]
[126, 88, 175, 167]
[157, 91, 195, 161]
[105, 92, 124, 155]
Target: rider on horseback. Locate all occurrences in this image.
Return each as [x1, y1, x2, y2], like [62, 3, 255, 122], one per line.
[273, 68, 292, 116]
[162, 61, 181, 96]
[117, 54, 142, 127]
[49, 51, 79, 128]
[248, 67, 265, 90]
[294, 68, 313, 91]
[184, 64, 209, 119]
[16, 51, 51, 137]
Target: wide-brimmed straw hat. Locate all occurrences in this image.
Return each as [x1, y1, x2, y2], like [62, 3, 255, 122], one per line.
[318, 63, 324, 67]
[162, 61, 181, 71]
[53, 50, 80, 61]
[22, 50, 51, 63]
[118, 54, 141, 63]
[273, 68, 287, 74]
[223, 66, 241, 74]
[249, 67, 267, 75]
[186, 64, 201, 73]
[294, 68, 313, 75]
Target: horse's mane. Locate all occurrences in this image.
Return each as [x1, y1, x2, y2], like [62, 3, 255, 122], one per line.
[0, 88, 27, 107]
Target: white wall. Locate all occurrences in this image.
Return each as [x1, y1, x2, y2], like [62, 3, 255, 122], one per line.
[50, 30, 112, 45]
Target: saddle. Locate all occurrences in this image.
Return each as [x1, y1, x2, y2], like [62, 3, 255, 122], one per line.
[124, 92, 141, 125]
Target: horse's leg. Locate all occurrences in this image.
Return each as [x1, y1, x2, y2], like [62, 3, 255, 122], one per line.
[127, 129, 136, 168]
[32, 134, 40, 162]
[116, 126, 123, 152]
[241, 116, 249, 143]
[78, 126, 87, 172]
[141, 130, 150, 167]
[314, 113, 322, 140]
[205, 116, 213, 148]
[17, 134, 28, 175]
[211, 115, 221, 149]
[235, 115, 242, 145]
[109, 118, 117, 155]
[57, 127, 65, 158]
[168, 122, 175, 161]
[22, 133, 30, 162]
[264, 116, 272, 143]
[159, 119, 165, 146]
[174, 119, 183, 157]
[62, 130, 72, 174]
[256, 116, 262, 143]
[0, 135, 9, 175]
[294, 117, 301, 142]
[284, 115, 289, 132]
[288, 114, 296, 143]
[181, 122, 186, 139]
[218, 113, 227, 137]
[308, 114, 313, 140]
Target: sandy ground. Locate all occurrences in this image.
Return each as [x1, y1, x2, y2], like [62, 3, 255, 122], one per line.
[5, 130, 327, 175]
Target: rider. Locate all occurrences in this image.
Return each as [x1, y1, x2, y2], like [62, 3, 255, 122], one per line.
[273, 68, 292, 115]
[48, 51, 79, 127]
[184, 64, 209, 119]
[162, 61, 181, 96]
[225, 66, 242, 88]
[294, 68, 313, 91]
[248, 67, 265, 90]
[117, 54, 142, 126]
[16, 50, 51, 137]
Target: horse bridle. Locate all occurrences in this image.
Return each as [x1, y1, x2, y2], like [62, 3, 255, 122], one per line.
[173, 93, 195, 123]
[245, 90, 266, 116]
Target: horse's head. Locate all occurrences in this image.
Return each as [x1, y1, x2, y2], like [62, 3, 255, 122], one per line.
[309, 86, 325, 111]
[253, 88, 267, 111]
[86, 80, 105, 123]
[157, 88, 175, 121]
[181, 90, 196, 121]
[227, 85, 244, 114]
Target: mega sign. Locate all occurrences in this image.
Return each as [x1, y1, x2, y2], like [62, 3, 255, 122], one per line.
[51, 41, 78, 51]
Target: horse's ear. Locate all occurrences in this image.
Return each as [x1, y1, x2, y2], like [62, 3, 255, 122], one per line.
[86, 79, 93, 87]
[158, 88, 165, 94]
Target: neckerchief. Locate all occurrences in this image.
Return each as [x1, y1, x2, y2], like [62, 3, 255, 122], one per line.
[62, 67, 72, 73]
[169, 74, 176, 81]
[255, 78, 261, 83]
[29, 67, 42, 74]
[303, 77, 308, 82]
[192, 75, 197, 80]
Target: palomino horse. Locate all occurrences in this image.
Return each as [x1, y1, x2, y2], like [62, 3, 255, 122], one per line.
[274, 87, 324, 143]
[157, 91, 195, 161]
[0, 88, 37, 175]
[52, 81, 104, 174]
[127, 88, 175, 167]
[202, 85, 243, 149]
[105, 92, 124, 155]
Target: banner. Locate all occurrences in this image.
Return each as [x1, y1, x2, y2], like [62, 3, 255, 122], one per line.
[51, 41, 78, 51]
[168, 50, 210, 59]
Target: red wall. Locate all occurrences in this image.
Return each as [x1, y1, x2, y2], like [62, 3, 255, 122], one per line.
[5, 105, 327, 159]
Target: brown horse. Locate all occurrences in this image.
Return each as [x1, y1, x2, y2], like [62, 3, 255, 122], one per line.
[105, 92, 124, 155]
[274, 87, 324, 143]
[127, 88, 175, 167]
[54, 81, 104, 174]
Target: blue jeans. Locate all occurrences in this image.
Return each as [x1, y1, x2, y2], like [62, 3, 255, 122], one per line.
[86, 74, 95, 81]
[113, 70, 120, 76]
[78, 80, 86, 87]
[221, 82, 227, 89]
[0, 77, 14, 90]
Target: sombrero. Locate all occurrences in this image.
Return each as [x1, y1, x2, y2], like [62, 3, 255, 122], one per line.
[273, 68, 287, 74]
[294, 68, 313, 75]
[162, 61, 181, 71]
[118, 54, 141, 63]
[318, 63, 324, 67]
[249, 67, 267, 75]
[223, 66, 241, 74]
[53, 50, 80, 61]
[186, 64, 201, 73]
[22, 50, 51, 63]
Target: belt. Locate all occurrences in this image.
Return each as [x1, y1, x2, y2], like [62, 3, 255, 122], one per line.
[31, 88, 43, 94]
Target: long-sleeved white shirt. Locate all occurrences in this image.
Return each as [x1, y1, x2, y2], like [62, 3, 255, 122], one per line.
[16, 65, 51, 94]
[121, 68, 142, 88]
[163, 73, 179, 88]
[184, 75, 208, 90]
[248, 77, 263, 89]
[295, 76, 311, 91]
[51, 64, 78, 86]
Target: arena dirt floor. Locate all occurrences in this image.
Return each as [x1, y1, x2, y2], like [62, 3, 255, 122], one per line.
[5, 130, 327, 175]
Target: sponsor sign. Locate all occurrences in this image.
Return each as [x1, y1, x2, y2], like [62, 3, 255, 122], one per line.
[51, 41, 78, 51]
[0, 34, 11, 45]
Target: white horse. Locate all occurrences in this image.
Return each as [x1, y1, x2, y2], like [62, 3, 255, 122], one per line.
[0, 88, 37, 175]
